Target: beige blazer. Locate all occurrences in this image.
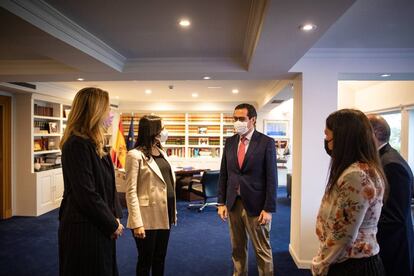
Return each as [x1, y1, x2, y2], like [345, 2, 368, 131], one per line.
[125, 148, 176, 230]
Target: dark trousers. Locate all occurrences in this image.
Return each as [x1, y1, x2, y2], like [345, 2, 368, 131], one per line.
[133, 229, 170, 276]
[327, 254, 385, 276]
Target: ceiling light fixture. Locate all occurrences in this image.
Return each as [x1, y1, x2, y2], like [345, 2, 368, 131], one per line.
[207, 86, 222, 89]
[77, 78, 84, 81]
[179, 19, 191, 27]
[232, 89, 239, 94]
[192, 93, 198, 98]
[203, 76, 211, 80]
[299, 23, 317, 32]
[145, 89, 152, 94]
[381, 74, 391, 78]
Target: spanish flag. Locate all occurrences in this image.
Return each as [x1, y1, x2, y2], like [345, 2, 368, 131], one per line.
[111, 120, 127, 168]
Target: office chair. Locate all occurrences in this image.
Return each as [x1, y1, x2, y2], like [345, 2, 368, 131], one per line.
[186, 170, 220, 212]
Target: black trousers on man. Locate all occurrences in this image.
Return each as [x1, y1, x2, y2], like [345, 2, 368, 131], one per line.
[133, 229, 170, 276]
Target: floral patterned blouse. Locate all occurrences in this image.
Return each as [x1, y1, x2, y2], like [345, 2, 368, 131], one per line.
[312, 162, 385, 276]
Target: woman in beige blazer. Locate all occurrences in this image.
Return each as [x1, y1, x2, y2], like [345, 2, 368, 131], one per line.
[125, 115, 176, 276]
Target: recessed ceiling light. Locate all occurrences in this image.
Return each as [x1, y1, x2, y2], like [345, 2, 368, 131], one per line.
[179, 19, 191, 27]
[145, 89, 152, 94]
[77, 78, 84, 81]
[299, 23, 317, 31]
[192, 93, 198, 98]
[232, 89, 239, 94]
[381, 74, 391, 78]
[207, 86, 222, 89]
[203, 76, 211, 80]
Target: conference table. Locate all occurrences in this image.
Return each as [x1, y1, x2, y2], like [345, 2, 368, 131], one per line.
[174, 167, 206, 200]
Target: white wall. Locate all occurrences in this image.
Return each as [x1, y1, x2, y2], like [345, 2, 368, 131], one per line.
[355, 81, 414, 112]
[339, 80, 414, 168]
[288, 70, 337, 268]
[408, 110, 414, 171]
[338, 85, 356, 109]
[288, 48, 414, 268]
[257, 99, 293, 136]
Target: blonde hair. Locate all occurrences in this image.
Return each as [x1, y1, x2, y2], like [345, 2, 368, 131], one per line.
[60, 87, 109, 158]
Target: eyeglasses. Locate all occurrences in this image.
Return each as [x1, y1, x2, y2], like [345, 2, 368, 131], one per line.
[233, 116, 249, 122]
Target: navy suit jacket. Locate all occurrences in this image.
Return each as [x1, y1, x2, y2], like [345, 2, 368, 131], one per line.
[377, 143, 414, 276]
[218, 130, 278, 216]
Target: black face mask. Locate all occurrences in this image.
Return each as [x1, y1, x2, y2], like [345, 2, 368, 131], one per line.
[324, 139, 333, 156]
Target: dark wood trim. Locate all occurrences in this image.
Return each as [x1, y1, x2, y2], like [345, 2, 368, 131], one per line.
[0, 95, 12, 219]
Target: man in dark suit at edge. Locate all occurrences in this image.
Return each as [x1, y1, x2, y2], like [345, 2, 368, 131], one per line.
[218, 103, 278, 276]
[368, 114, 414, 276]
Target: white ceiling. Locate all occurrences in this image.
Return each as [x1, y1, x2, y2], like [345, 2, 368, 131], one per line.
[42, 80, 278, 103]
[338, 81, 383, 93]
[1, 0, 413, 108]
[315, 0, 414, 48]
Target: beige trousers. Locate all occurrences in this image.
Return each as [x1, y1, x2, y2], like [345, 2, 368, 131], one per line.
[228, 198, 273, 276]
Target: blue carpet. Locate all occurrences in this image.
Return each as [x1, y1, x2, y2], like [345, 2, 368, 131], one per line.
[0, 188, 311, 276]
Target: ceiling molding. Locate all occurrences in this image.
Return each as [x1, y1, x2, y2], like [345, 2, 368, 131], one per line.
[0, 0, 126, 71]
[305, 48, 414, 59]
[242, 0, 269, 70]
[33, 82, 75, 101]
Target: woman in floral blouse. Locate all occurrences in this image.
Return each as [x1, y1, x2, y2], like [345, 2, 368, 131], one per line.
[312, 109, 387, 276]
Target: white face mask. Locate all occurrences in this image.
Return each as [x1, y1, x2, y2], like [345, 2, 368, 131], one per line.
[159, 129, 168, 143]
[234, 120, 249, 135]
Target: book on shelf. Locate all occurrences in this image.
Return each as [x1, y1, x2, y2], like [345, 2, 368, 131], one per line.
[34, 104, 54, 117]
[198, 138, 209, 145]
[166, 148, 184, 157]
[189, 148, 220, 158]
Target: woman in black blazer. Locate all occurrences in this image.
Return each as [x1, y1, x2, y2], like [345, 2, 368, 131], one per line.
[58, 87, 124, 276]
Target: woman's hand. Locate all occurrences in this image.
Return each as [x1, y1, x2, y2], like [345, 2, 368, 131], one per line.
[112, 220, 124, 239]
[133, 227, 146, 239]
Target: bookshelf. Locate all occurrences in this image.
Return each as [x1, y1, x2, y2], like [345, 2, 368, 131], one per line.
[15, 94, 72, 216]
[119, 112, 234, 168]
[32, 99, 64, 170]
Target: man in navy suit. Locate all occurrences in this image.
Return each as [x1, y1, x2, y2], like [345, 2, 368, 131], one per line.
[218, 103, 278, 276]
[368, 114, 414, 276]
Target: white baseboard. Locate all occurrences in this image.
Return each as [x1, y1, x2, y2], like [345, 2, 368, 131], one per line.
[288, 244, 312, 269]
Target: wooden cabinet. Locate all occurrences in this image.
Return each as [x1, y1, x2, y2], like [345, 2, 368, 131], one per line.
[37, 169, 64, 215]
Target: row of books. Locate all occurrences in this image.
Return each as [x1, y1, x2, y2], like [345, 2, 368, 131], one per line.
[188, 148, 220, 158]
[166, 148, 185, 157]
[165, 137, 185, 145]
[34, 104, 54, 117]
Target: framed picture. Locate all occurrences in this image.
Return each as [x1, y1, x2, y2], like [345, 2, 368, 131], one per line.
[198, 127, 207, 134]
[48, 122, 58, 134]
[264, 120, 288, 138]
[34, 139, 42, 151]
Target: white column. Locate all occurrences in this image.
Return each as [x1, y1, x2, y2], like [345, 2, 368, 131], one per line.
[406, 109, 414, 170]
[289, 70, 338, 268]
[401, 108, 410, 161]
